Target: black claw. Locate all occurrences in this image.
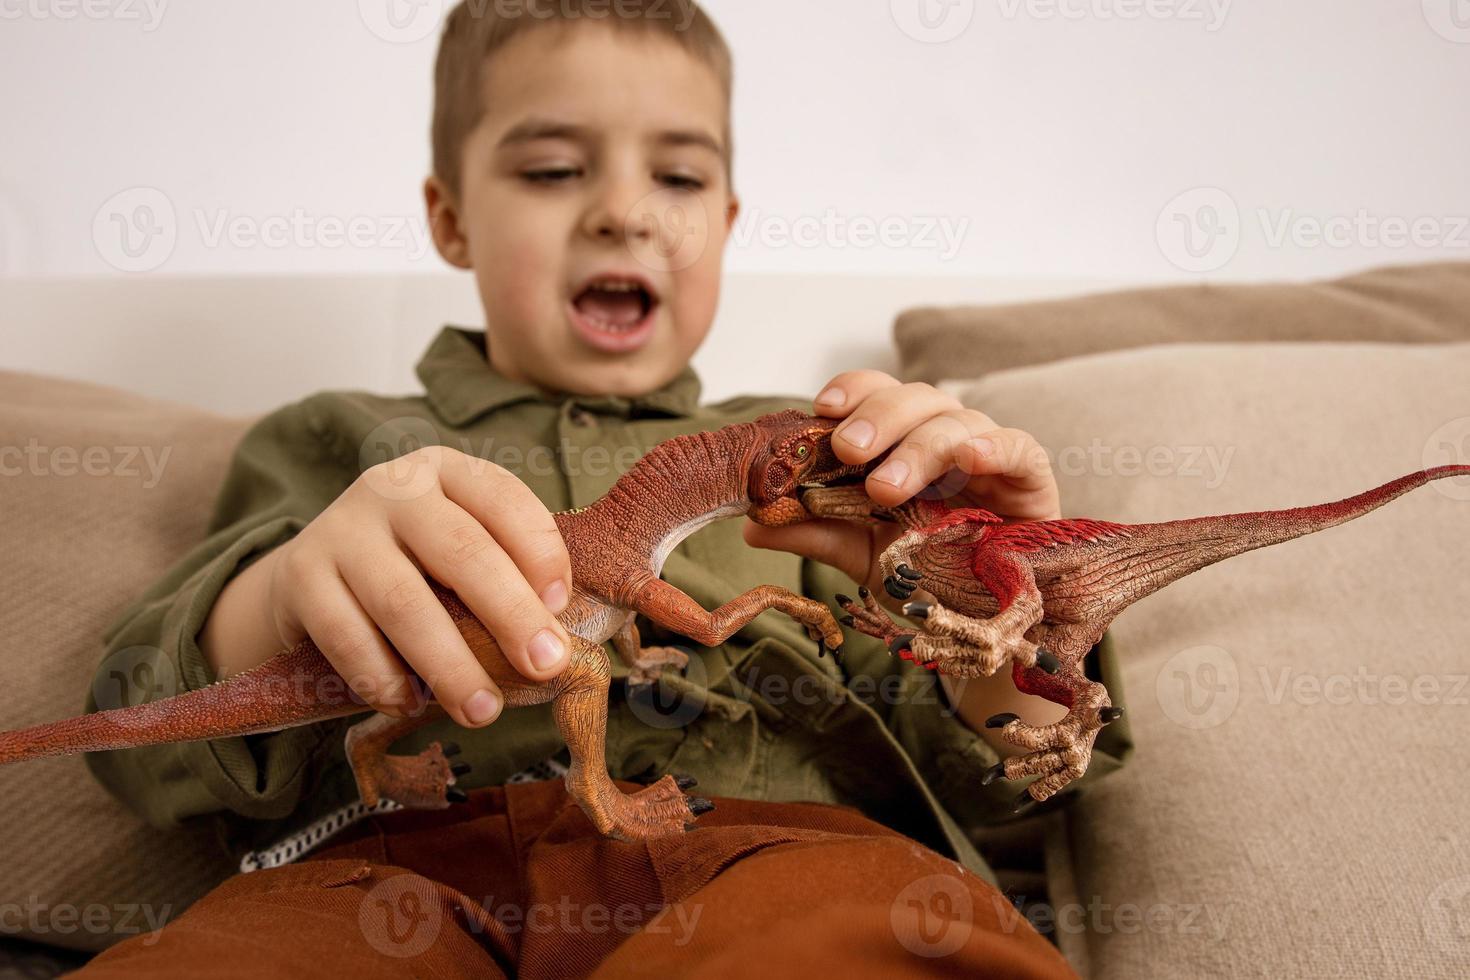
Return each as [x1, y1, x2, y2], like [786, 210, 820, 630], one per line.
[674, 773, 698, 790]
[835, 593, 854, 608]
[903, 601, 932, 620]
[446, 787, 469, 804]
[888, 633, 916, 656]
[858, 586, 872, 600]
[985, 712, 1020, 729]
[1013, 789, 1036, 812]
[981, 762, 1008, 786]
[839, 614, 856, 628]
[687, 796, 716, 816]
[441, 741, 461, 757]
[450, 762, 472, 777]
[1036, 648, 1061, 674]
[1099, 706, 1125, 723]
[832, 645, 844, 664]
[884, 577, 916, 600]
[896, 564, 923, 581]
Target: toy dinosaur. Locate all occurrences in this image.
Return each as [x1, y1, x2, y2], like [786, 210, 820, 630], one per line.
[803, 464, 1470, 809]
[0, 411, 865, 841]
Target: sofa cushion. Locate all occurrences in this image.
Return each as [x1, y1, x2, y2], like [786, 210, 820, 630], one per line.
[951, 342, 1470, 978]
[0, 371, 250, 952]
[897, 261, 1470, 384]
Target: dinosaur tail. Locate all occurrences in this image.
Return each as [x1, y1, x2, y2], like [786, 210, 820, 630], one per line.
[0, 643, 364, 767]
[1121, 464, 1470, 595]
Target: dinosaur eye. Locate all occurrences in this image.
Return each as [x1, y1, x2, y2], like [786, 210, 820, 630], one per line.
[795, 444, 810, 460]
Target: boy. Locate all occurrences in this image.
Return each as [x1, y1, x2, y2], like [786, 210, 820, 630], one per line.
[78, 1, 1126, 973]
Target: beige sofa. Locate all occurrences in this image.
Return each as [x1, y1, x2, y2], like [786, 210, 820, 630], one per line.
[2, 261, 1468, 976]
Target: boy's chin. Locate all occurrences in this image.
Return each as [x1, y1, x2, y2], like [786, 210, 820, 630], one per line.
[537, 345, 689, 400]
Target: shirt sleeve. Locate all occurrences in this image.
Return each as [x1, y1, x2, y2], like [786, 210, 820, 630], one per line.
[802, 558, 1133, 831]
[85, 395, 360, 827]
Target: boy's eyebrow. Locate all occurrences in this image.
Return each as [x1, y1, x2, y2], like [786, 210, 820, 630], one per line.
[496, 117, 723, 157]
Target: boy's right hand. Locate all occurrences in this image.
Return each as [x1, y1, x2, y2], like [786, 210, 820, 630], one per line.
[262, 446, 573, 729]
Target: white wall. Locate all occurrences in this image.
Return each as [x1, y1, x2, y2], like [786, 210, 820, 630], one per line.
[2, 0, 1467, 284]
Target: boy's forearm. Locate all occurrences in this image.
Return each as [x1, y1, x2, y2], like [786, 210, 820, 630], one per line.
[198, 547, 288, 679]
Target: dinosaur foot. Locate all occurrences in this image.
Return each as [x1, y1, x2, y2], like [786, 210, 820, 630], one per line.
[593, 774, 713, 842]
[900, 599, 1054, 675]
[350, 740, 467, 810]
[982, 691, 1123, 809]
[835, 588, 908, 647]
[626, 645, 692, 687]
[798, 485, 883, 523]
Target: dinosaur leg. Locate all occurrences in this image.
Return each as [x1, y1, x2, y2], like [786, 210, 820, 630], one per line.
[835, 589, 982, 673]
[611, 613, 691, 687]
[345, 704, 469, 809]
[554, 634, 711, 841]
[629, 578, 845, 656]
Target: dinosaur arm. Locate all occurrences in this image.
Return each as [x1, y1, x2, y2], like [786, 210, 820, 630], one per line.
[629, 577, 843, 652]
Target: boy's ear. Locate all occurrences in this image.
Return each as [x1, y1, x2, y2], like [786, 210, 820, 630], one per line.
[424, 176, 472, 270]
[724, 193, 740, 232]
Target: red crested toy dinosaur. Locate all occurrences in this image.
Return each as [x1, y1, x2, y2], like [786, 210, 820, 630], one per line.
[803, 464, 1470, 810]
[0, 411, 865, 841]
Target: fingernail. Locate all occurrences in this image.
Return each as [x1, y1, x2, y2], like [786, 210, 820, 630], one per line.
[871, 458, 910, 487]
[464, 689, 501, 726]
[967, 437, 995, 458]
[528, 629, 566, 672]
[814, 387, 846, 409]
[540, 580, 569, 614]
[839, 419, 876, 450]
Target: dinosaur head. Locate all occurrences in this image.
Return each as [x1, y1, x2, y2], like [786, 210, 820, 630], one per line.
[745, 410, 871, 526]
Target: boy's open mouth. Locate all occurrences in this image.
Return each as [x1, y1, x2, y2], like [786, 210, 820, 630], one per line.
[568, 274, 660, 354]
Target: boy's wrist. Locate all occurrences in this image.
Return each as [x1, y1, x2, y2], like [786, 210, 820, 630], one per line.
[199, 545, 288, 679]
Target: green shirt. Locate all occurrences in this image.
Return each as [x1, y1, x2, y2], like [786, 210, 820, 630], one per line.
[86, 326, 1132, 882]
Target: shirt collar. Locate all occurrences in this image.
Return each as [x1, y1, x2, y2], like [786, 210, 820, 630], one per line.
[415, 326, 703, 426]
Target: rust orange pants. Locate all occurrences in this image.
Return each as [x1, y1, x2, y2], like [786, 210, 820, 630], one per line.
[74, 779, 1077, 979]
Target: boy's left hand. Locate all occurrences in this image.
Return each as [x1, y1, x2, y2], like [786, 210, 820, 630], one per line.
[743, 370, 1061, 597]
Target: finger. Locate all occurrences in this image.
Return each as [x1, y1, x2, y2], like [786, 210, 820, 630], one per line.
[290, 557, 422, 719]
[864, 408, 998, 507]
[742, 517, 876, 585]
[392, 493, 573, 685]
[339, 548, 504, 729]
[828, 382, 963, 468]
[437, 453, 572, 614]
[955, 427, 1062, 521]
[811, 370, 903, 419]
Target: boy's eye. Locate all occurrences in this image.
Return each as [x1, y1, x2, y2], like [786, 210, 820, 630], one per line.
[660, 173, 705, 191]
[522, 168, 581, 184]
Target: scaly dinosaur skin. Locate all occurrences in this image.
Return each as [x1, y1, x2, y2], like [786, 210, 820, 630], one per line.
[0, 411, 867, 841]
[806, 464, 1470, 809]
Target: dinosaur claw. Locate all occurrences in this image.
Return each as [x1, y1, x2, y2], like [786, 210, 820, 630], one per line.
[1099, 705, 1125, 723]
[687, 796, 716, 816]
[985, 712, 1020, 729]
[902, 601, 932, 620]
[858, 586, 872, 600]
[839, 614, 856, 628]
[981, 762, 1008, 786]
[834, 593, 854, 608]
[1013, 789, 1036, 812]
[446, 787, 469, 804]
[441, 741, 461, 757]
[450, 762, 471, 777]
[1035, 648, 1061, 674]
[884, 577, 916, 600]
[896, 564, 923, 582]
[832, 645, 845, 664]
[888, 633, 916, 657]
[674, 773, 698, 790]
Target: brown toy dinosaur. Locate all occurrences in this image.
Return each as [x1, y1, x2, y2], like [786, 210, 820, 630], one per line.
[0, 411, 866, 841]
[803, 464, 1470, 809]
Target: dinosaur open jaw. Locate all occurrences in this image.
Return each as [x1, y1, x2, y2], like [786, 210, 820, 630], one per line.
[569, 275, 659, 354]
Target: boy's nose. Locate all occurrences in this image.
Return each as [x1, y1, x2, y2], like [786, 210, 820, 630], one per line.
[581, 186, 655, 244]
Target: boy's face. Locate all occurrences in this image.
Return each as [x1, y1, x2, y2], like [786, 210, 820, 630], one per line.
[426, 23, 738, 398]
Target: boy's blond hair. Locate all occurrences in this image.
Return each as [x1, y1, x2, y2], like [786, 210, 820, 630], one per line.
[432, 0, 734, 200]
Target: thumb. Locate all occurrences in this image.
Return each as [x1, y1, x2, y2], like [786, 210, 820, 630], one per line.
[742, 518, 873, 584]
